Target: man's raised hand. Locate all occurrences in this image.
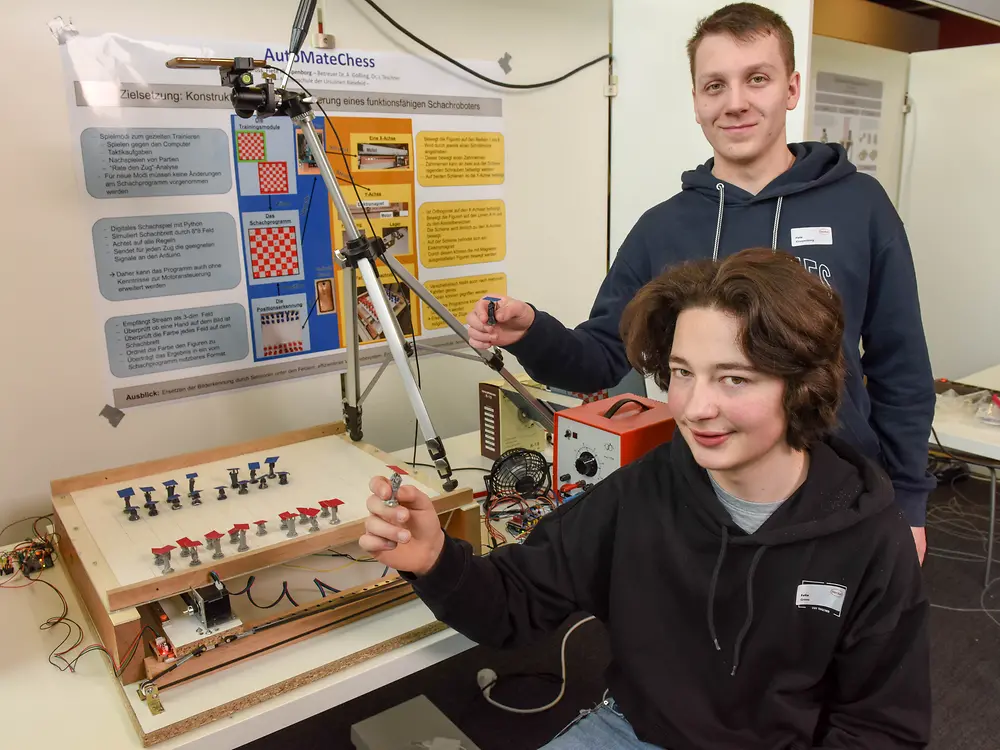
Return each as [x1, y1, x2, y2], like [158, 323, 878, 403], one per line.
[466, 295, 535, 350]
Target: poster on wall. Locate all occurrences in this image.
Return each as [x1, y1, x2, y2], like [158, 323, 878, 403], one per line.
[58, 32, 507, 409]
[810, 72, 883, 177]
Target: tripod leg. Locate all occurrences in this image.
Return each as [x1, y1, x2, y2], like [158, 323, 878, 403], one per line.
[380, 254, 555, 432]
[356, 257, 458, 492]
[341, 267, 363, 440]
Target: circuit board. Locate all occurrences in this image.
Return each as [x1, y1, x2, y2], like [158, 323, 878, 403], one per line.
[67, 433, 431, 593]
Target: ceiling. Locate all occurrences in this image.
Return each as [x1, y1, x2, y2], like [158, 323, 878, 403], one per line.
[866, 0, 942, 13]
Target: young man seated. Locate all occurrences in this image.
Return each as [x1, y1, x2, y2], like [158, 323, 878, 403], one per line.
[360, 248, 932, 749]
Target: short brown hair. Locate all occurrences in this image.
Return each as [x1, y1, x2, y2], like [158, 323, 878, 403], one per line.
[687, 2, 795, 80]
[621, 248, 845, 450]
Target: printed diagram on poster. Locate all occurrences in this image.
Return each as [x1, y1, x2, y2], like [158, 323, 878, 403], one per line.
[59, 34, 509, 408]
[811, 72, 883, 176]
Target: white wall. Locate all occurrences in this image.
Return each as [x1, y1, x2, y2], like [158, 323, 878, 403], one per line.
[807, 35, 910, 206]
[0, 0, 610, 530]
[609, 0, 814, 257]
[899, 43, 1000, 380]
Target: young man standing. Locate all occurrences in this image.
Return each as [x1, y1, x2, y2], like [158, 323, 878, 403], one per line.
[363, 249, 932, 749]
[465, 3, 936, 562]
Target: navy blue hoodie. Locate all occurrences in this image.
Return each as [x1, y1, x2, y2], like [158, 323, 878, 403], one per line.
[507, 142, 936, 526]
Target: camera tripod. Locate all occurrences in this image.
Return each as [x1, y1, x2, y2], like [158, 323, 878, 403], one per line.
[166, 51, 555, 492]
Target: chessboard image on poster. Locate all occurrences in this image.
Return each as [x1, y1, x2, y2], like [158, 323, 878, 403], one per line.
[231, 115, 342, 362]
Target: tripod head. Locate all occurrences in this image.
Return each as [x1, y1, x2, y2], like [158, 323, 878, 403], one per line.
[223, 58, 279, 119]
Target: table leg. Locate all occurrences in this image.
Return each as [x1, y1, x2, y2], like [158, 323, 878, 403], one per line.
[987, 468, 997, 589]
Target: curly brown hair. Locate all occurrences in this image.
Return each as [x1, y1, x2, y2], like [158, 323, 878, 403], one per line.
[620, 248, 845, 450]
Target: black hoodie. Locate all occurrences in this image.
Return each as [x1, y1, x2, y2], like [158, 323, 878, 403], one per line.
[408, 435, 931, 749]
[505, 142, 936, 527]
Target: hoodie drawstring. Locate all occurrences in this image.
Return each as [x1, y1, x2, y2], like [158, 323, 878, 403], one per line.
[711, 185, 784, 258]
[707, 526, 728, 651]
[706, 526, 768, 677]
[730, 546, 767, 676]
[771, 196, 783, 250]
[712, 183, 725, 261]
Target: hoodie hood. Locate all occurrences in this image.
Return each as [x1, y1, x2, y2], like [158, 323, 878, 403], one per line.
[670, 432, 895, 675]
[680, 142, 858, 260]
[681, 141, 858, 203]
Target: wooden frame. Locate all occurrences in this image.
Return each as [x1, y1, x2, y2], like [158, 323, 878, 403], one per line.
[51, 421, 478, 694]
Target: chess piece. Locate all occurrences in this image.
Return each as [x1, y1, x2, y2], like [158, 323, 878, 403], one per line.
[265, 456, 279, 478]
[248, 462, 260, 483]
[297, 508, 310, 525]
[308, 516, 319, 533]
[277, 471, 289, 485]
[238, 480, 250, 495]
[164, 479, 179, 501]
[280, 512, 298, 538]
[118, 488, 137, 519]
[152, 545, 175, 575]
[228, 468, 240, 489]
[237, 528, 249, 552]
[258, 475, 268, 490]
[205, 531, 224, 560]
[177, 537, 197, 559]
[215, 486, 228, 500]
[141, 486, 159, 516]
[320, 499, 343, 525]
[190, 490, 202, 506]
[189, 546, 202, 567]
[228, 528, 239, 546]
[385, 472, 402, 508]
[169, 497, 182, 510]
[186, 472, 198, 496]
[255, 520, 268, 536]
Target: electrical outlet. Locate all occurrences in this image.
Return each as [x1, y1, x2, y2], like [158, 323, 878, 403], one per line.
[314, 33, 335, 50]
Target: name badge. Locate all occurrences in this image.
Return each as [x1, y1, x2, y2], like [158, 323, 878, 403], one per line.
[790, 227, 833, 247]
[795, 581, 847, 616]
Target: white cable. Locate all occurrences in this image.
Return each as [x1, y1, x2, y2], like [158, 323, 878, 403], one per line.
[477, 615, 596, 714]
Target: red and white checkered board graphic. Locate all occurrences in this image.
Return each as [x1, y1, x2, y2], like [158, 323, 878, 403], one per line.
[249, 227, 300, 279]
[236, 131, 266, 161]
[258, 161, 289, 194]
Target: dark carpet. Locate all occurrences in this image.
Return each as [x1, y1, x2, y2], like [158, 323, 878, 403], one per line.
[240, 477, 1000, 750]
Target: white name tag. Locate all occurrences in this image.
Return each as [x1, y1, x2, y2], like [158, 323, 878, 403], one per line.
[790, 227, 833, 247]
[796, 581, 847, 616]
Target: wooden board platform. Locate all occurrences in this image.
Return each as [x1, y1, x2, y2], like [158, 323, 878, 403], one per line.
[61, 426, 438, 610]
[51, 422, 477, 706]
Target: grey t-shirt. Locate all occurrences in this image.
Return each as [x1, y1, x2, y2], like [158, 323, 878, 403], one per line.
[709, 473, 784, 534]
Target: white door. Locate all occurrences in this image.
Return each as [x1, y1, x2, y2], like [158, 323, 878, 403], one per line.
[900, 43, 1000, 379]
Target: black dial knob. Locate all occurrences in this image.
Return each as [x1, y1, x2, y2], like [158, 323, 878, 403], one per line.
[575, 451, 598, 477]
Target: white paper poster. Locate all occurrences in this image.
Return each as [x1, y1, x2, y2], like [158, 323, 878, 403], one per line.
[58, 33, 507, 409]
[811, 71, 883, 177]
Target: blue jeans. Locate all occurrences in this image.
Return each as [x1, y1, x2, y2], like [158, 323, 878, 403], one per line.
[539, 694, 663, 749]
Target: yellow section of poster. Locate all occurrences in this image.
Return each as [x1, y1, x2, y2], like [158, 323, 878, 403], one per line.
[416, 132, 504, 186]
[422, 273, 508, 331]
[418, 200, 506, 268]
